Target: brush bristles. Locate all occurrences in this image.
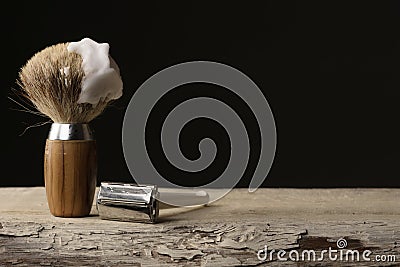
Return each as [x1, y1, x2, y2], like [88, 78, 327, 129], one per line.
[18, 43, 108, 123]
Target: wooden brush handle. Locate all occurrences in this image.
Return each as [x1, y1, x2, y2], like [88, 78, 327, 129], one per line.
[44, 139, 97, 217]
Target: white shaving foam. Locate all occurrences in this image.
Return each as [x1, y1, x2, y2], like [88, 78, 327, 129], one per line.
[67, 38, 123, 105]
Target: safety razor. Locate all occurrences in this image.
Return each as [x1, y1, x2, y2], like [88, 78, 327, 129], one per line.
[97, 182, 209, 223]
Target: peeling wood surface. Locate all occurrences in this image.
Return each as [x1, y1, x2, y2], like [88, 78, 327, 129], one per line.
[0, 188, 399, 266]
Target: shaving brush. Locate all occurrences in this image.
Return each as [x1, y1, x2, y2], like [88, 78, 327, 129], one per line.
[18, 39, 122, 217]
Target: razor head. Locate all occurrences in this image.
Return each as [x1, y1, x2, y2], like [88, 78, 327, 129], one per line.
[97, 182, 159, 223]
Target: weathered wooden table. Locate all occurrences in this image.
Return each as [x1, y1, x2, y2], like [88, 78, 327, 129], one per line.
[0, 188, 399, 266]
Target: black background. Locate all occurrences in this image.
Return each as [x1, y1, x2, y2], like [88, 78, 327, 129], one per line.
[2, 1, 399, 187]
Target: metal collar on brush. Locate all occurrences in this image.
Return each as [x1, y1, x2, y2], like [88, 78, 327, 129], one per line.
[48, 123, 94, 140]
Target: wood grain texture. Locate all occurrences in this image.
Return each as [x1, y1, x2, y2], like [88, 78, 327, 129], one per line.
[0, 188, 399, 266]
[44, 140, 97, 217]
